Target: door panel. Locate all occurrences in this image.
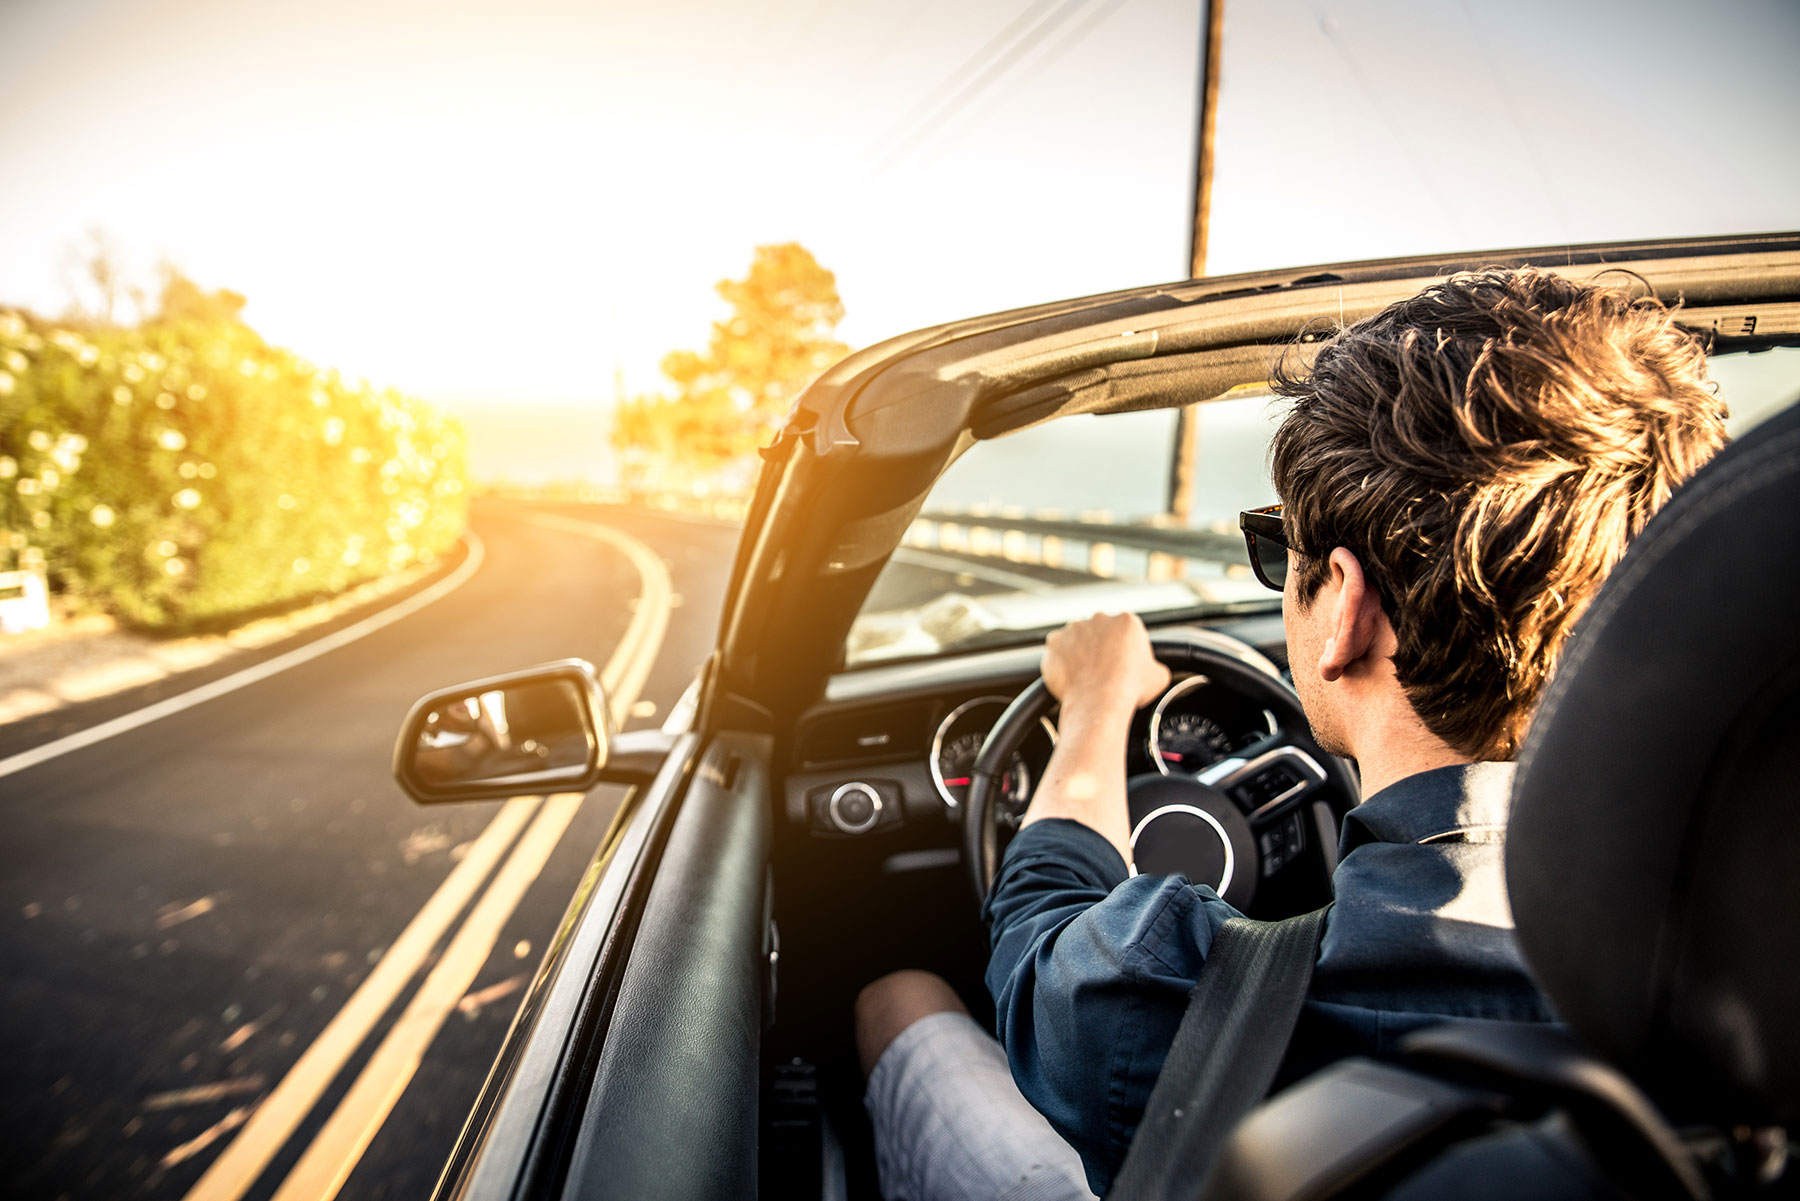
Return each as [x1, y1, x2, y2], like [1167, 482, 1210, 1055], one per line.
[444, 734, 701, 1201]
[562, 731, 773, 1199]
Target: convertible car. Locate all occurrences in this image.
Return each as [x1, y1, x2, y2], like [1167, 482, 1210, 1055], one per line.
[395, 234, 1800, 1200]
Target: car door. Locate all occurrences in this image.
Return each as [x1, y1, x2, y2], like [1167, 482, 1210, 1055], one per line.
[429, 726, 773, 1201]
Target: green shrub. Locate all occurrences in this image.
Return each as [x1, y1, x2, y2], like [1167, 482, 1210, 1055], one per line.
[0, 310, 468, 633]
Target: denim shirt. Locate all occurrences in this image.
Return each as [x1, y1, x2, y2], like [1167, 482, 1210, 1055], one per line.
[984, 763, 1555, 1196]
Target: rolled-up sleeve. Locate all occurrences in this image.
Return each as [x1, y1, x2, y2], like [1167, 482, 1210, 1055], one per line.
[983, 819, 1243, 1194]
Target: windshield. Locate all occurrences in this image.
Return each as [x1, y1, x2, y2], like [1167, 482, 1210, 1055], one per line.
[845, 347, 1800, 668]
[847, 390, 1287, 667]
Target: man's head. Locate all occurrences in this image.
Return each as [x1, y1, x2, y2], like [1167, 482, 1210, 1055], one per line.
[1269, 267, 1725, 762]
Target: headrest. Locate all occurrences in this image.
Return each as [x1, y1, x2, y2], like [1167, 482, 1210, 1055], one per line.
[1509, 396, 1800, 1128]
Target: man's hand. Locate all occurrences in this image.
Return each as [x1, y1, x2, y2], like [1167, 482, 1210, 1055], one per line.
[1042, 612, 1170, 721]
[1022, 613, 1170, 864]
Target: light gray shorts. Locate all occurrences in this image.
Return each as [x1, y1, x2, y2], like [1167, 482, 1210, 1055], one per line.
[863, 1011, 1098, 1201]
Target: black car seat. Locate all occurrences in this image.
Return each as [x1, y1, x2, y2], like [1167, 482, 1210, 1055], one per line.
[1195, 395, 1800, 1201]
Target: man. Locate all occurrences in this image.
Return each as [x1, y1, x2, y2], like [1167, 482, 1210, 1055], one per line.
[854, 268, 1727, 1201]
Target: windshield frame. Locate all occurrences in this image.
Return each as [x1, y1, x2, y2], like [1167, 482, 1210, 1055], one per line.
[710, 234, 1800, 722]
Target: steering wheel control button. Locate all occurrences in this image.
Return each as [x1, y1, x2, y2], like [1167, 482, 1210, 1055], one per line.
[1259, 811, 1310, 876]
[826, 781, 883, 835]
[1237, 762, 1303, 810]
[1203, 746, 1330, 821]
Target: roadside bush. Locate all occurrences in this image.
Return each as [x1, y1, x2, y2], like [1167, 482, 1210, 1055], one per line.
[0, 310, 468, 632]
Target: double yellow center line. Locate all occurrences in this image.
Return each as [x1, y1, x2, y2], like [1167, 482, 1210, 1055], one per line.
[183, 514, 673, 1201]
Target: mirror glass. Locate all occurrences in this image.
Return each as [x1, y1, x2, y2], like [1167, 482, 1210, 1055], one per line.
[409, 678, 595, 791]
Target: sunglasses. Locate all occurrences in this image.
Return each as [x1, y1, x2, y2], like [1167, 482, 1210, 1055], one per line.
[1239, 505, 1293, 592]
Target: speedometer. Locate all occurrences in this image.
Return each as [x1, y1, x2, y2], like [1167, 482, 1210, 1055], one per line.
[1149, 675, 1274, 775]
[1153, 711, 1233, 771]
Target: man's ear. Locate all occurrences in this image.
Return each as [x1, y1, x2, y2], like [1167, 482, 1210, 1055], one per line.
[1317, 548, 1389, 682]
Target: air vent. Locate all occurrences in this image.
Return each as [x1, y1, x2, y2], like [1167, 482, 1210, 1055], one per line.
[799, 702, 932, 766]
[1681, 304, 1800, 340]
[1712, 311, 1758, 337]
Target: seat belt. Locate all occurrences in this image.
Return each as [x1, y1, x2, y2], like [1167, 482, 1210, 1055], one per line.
[1106, 906, 1330, 1201]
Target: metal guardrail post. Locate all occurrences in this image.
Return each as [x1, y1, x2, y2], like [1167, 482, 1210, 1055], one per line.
[1088, 542, 1116, 578]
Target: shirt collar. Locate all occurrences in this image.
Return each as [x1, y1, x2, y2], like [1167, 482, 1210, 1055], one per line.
[1337, 761, 1516, 858]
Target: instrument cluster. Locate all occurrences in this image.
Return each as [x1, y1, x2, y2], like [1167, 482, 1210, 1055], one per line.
[922, 674, 1280, 817]
[791, 672, 1286, 838]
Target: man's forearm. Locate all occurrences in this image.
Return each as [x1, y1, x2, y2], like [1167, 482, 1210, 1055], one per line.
[1020, 697, 1135, 863]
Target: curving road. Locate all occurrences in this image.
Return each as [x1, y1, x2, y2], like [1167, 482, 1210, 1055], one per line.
[0, 499, 741, 1200]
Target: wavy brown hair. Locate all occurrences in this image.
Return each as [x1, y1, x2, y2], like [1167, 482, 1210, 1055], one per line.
[1269, 267, 1725, 758]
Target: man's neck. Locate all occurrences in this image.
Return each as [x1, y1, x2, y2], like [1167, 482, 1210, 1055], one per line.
[1352, 743, 1473, 801]
[1343, 709, 1472, 800]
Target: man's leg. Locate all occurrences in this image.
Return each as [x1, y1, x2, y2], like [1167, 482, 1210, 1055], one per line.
[855, 970, 1096, 1201]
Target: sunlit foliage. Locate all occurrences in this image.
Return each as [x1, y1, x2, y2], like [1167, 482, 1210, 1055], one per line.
[613, 243, 849, 492]
[0, 304, 468, 633]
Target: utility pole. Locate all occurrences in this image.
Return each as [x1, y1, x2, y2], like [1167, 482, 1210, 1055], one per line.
[1168, 0, 1224, 527]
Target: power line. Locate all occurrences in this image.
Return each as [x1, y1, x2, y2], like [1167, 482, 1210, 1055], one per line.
[863, 0, 1101, 178]
[867, 0, 1097, 175]
[1007, 0, 1133, 93]
[873, 0, 1066, 154]
[881, 0, 1136, 174]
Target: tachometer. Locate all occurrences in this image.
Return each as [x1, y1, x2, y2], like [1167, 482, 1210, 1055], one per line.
[931, 696, 1041, 813]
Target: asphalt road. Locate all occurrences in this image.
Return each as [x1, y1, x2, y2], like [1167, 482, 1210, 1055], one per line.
[0, 499, 741, 1201]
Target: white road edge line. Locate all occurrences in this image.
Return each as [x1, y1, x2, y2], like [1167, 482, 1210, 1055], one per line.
[0, 532, 489, 783]
[189, 512, 674, 1201]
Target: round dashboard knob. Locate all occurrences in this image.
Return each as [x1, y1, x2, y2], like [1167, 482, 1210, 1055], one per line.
[829, 782, 883, 835]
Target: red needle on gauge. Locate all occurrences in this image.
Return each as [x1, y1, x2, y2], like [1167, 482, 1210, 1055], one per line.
[1162, 752, 1185, 762]
[943, 777, 971, 786]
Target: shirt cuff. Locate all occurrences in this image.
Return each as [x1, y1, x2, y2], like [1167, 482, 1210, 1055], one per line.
[998, 818, 1131, 891]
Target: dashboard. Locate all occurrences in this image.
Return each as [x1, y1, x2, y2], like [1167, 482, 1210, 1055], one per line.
[781, 617, 1294, 845]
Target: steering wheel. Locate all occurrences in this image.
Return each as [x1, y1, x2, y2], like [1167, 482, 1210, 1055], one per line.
[962, 627, 1360, 909]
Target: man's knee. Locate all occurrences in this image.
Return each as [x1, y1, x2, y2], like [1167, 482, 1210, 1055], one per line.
[855, 969, 968, 1080]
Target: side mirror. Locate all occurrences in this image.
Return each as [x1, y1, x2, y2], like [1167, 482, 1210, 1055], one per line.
[393, 659, 612, 803]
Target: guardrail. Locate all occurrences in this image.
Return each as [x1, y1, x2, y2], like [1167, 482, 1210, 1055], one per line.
[907, 510, 1249, 582]
[477, 487, 1254, 584]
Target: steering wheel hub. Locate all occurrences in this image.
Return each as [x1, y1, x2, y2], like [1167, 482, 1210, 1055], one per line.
[1125, 773, 1257, 909]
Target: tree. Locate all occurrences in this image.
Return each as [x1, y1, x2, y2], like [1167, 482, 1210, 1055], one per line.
[613, 243, 849, 490]
[154, 265, 249, 327]
[60, 227, 142, 328]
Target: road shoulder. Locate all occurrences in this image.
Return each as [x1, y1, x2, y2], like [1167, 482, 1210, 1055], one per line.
[0, 539, 473, 764]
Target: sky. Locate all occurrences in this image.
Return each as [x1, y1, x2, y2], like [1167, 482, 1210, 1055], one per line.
[1, 0, 1797, 420]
